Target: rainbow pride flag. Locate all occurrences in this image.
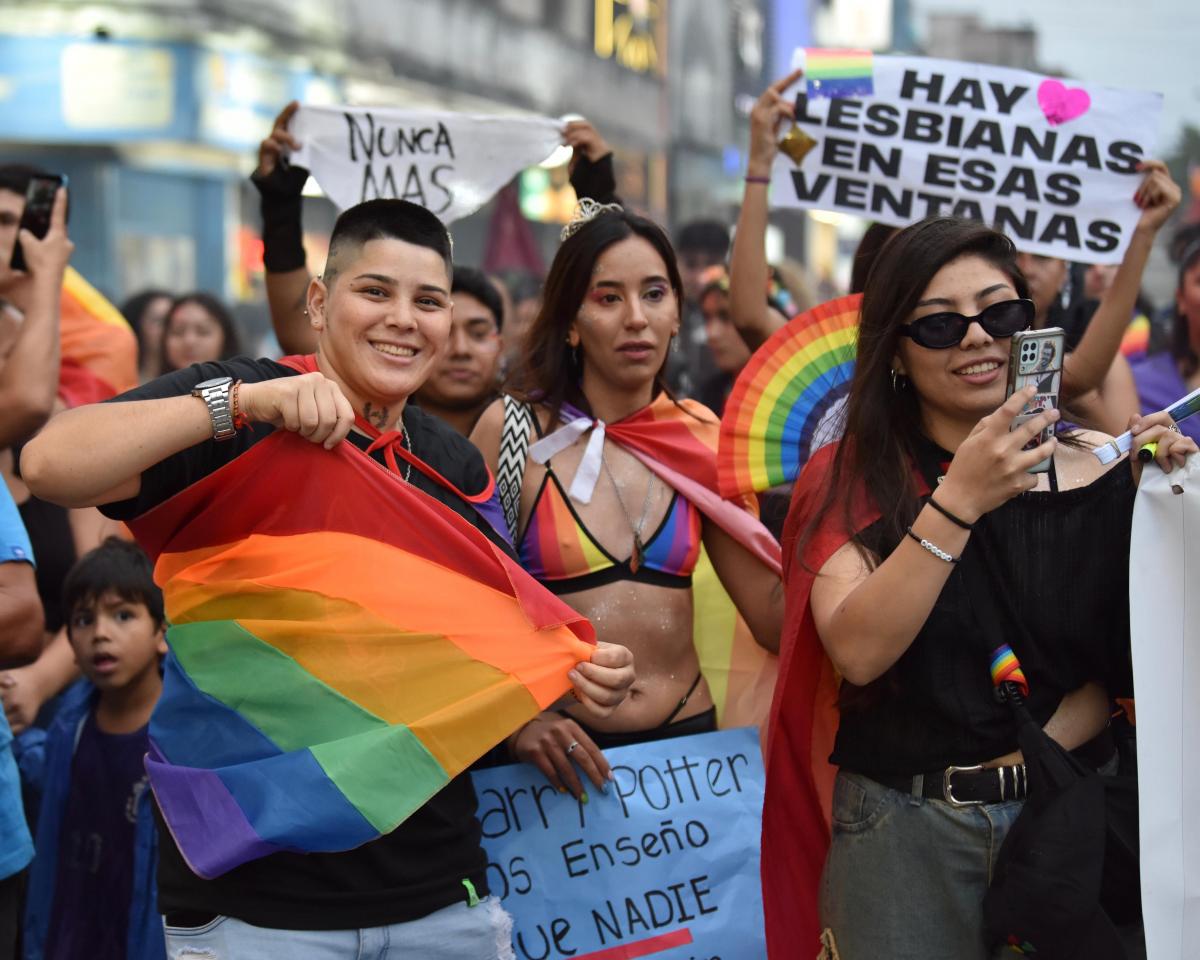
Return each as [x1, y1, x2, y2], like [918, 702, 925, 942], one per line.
[59, 266, 138, 406]
[1120, 313, 1151, 358]
[128, 430, 594, 879]
[804, 48, 875, 100]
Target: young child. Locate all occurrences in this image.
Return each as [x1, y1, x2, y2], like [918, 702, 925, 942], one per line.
[23, 537, 166, 960]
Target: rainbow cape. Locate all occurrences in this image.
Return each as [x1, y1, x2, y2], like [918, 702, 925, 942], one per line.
[762, 443, 935, 956]
[59, 266, 138, 406]
[128, 429, 594, 879]
[554, 395, 781, 729]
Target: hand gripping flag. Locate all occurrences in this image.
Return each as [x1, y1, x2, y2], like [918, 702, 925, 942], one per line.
[128, 429, 595, 879]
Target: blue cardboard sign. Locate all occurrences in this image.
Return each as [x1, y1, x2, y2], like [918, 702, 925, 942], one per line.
[471, 727, 766, 960]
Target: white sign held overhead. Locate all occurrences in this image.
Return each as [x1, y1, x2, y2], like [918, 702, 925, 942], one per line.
[771, 51, 1162, 264]
[291, 105, 563, 223]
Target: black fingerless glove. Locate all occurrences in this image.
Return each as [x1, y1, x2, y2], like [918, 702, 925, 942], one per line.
[569, 152, 620, 206]
[250, 163, 310, 273]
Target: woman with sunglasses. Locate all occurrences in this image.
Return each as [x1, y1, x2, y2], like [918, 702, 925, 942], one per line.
[472, 206, 783, 799]
[761, 217, 1196, 959]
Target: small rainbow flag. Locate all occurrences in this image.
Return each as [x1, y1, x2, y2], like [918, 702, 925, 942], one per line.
[129, 429, 594, 879]
[59, 266, 138, 406]
[805, 48, 875, 100]
[989, 644, 1029, 698]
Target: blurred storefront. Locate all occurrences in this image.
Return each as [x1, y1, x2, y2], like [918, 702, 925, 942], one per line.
[0, 0, 751, 332]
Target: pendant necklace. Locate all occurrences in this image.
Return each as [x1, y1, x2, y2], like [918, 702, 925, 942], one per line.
[600, 447, 655, 573]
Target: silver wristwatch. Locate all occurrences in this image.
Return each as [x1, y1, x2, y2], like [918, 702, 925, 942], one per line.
[192, 376, 237, 441]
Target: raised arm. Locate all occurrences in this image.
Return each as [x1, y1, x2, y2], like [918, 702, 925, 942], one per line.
[729, 70, 801, 353]
[564, 119, 620, 206]
[810, 391, 1056, 684]
[253, 101, 317, 355]
[0, 189, 72, 448]
[1066, 351, 1139, 436]
[1061, 160, 1180, 402]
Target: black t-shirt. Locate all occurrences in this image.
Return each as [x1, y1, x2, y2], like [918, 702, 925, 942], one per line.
[100, 357, 504, 930]
[831, 444, 1136, 777]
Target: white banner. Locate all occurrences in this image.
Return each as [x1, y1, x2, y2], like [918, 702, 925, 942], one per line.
[772, 51, 1162, 263]
[292, 105, 563, 223]
[1130, 456, 1200, 959]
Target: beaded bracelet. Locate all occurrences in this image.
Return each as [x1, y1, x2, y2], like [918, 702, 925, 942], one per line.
[926, 494, 973, 530]
[744, 175, 771, 184]
[231, 380, 250, 430]
[906, 527, 959, 563]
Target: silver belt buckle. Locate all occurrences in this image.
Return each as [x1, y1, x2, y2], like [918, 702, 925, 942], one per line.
[943, 764, 985, 806]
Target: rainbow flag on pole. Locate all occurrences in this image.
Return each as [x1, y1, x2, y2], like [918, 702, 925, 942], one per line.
[128, 430, 594, 879]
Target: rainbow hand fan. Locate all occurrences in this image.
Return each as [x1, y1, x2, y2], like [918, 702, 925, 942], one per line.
[718, 294, 861, 498]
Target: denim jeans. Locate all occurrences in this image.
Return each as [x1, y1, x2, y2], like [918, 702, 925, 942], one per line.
[819, 770, 1023, 960]
[163, 897, 515, 959]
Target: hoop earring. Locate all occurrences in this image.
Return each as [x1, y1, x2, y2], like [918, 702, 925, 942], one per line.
[891, 369, 905, 392]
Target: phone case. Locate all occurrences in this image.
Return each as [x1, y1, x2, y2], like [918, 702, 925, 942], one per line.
[10, 175, 66, 273]
[1005, 327, 1065, 474]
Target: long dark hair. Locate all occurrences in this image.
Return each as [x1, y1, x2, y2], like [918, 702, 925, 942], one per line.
[799, 218, 1030, 562]
[159, 292, 242, 373]
[508, 210, 684, 420]
[1171, 229, 1200, 378]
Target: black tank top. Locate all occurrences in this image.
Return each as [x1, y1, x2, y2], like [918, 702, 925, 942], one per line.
[831, 437, 1136, 776]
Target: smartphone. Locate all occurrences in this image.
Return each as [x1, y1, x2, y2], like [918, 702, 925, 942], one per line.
[10, 174, 67, 272]
[1005, 326, 1065, 474]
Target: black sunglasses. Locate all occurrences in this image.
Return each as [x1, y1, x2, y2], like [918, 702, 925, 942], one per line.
[897, 298, 1034, 350]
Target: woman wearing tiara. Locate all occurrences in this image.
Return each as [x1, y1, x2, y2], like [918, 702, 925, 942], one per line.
[471, 201, 784, 797]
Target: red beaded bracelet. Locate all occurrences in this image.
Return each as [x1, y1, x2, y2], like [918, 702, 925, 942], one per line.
[231, 380, 250, 430]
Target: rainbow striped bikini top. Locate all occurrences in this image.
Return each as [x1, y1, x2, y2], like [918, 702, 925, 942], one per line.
[517, 465, 703, 595]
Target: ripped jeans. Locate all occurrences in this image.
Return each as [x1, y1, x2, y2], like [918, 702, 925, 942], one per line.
[163, 897, 515, 960]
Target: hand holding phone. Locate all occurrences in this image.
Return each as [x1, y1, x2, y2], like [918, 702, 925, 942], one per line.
[10, 174, 68, 273]
[1005, 327, 1065, 474]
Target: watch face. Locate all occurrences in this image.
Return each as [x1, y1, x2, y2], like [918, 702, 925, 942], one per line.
[194, 377, 233, 391]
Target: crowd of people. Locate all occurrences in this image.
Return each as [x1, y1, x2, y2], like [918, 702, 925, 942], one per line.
[0, 65, 1197, 960]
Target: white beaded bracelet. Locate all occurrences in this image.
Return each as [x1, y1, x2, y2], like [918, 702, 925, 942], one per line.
[906, 527, 959, 563]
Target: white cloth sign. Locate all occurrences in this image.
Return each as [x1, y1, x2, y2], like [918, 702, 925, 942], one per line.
[1130, 456, 1200, 959]
[772, 52, 1162, 263]
[291, 105, 563, 223]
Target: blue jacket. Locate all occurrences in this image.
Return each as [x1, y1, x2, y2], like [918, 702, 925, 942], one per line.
[23, 681, 165, 960]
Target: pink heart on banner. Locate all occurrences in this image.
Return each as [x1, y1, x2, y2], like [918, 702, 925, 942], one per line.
[1037, 79, 1091, 126]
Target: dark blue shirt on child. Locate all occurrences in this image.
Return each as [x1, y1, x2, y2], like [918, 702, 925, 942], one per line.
[43, 715, 149, 960]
